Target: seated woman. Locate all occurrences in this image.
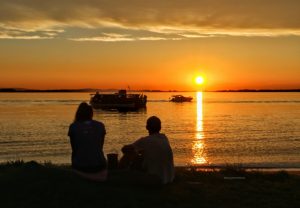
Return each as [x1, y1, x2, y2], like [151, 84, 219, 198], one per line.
[68, 102, 107, 181]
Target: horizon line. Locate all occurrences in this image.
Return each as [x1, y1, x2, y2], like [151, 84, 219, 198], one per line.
[0, 88, 300, 93]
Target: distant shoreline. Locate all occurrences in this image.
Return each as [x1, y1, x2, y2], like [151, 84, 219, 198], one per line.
[211, 89, 300, 92]
[0, 88, 299, 93]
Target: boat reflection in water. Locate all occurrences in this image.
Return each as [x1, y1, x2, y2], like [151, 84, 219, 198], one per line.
[191, 91, 207, 165]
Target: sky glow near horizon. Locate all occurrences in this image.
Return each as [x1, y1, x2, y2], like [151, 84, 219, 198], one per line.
[0, 0, 299, 90]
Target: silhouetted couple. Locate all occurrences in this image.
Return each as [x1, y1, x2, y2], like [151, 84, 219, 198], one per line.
[68, 102, 175, 184]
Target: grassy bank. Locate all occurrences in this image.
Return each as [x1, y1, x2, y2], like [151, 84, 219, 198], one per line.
[0, 161, 299, 208]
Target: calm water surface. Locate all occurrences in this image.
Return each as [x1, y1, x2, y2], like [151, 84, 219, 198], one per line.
[0, 92, 299, 167]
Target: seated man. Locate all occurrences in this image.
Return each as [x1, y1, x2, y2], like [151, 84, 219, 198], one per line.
[121, 116, 175, 184]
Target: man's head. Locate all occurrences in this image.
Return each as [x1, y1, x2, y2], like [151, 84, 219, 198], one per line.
[146, 116, 161, 134]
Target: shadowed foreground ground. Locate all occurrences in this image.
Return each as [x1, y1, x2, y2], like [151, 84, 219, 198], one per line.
[0, 161, 299, 208]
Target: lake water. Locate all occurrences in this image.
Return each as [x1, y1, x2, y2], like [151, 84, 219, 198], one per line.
[0, 92, 299, 167]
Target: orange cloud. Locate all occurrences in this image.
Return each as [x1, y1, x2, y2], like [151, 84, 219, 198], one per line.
[1, 0, 300, 40]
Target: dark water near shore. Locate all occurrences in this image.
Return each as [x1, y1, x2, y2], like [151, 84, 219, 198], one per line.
[0, 92, 299, 167]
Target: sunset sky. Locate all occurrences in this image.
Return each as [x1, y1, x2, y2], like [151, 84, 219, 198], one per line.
[0, 0, 299, 90]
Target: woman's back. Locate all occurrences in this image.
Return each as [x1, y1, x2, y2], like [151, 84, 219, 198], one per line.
[69, 120, 106, 170]
[68, 102, 107, 173]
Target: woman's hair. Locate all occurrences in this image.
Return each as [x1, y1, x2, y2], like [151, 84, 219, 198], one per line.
[75, 102, 93, 122]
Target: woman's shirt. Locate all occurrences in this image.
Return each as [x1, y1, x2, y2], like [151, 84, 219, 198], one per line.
[68, 120, 106, 171]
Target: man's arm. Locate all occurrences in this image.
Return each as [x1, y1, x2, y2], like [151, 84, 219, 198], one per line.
[132, 137, 147, 151]
[121, 137, 145, 153]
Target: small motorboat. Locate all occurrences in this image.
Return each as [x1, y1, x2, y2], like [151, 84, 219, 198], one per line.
[170, 95, 193, 102]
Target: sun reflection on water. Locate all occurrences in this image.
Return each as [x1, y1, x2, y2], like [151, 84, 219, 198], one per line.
[191, 91, 207, 165]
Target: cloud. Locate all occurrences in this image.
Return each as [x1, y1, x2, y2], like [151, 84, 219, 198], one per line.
[0, 34, 52, 40]
[69, 33, 182, 42]
[70, 33, 134, 42]
[1, 0, 300, 40]
[138, 37, 167, 41]
[0, 23, 64, 39]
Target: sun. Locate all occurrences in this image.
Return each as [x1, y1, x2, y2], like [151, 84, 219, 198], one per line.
[195, 76, 205, 85]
